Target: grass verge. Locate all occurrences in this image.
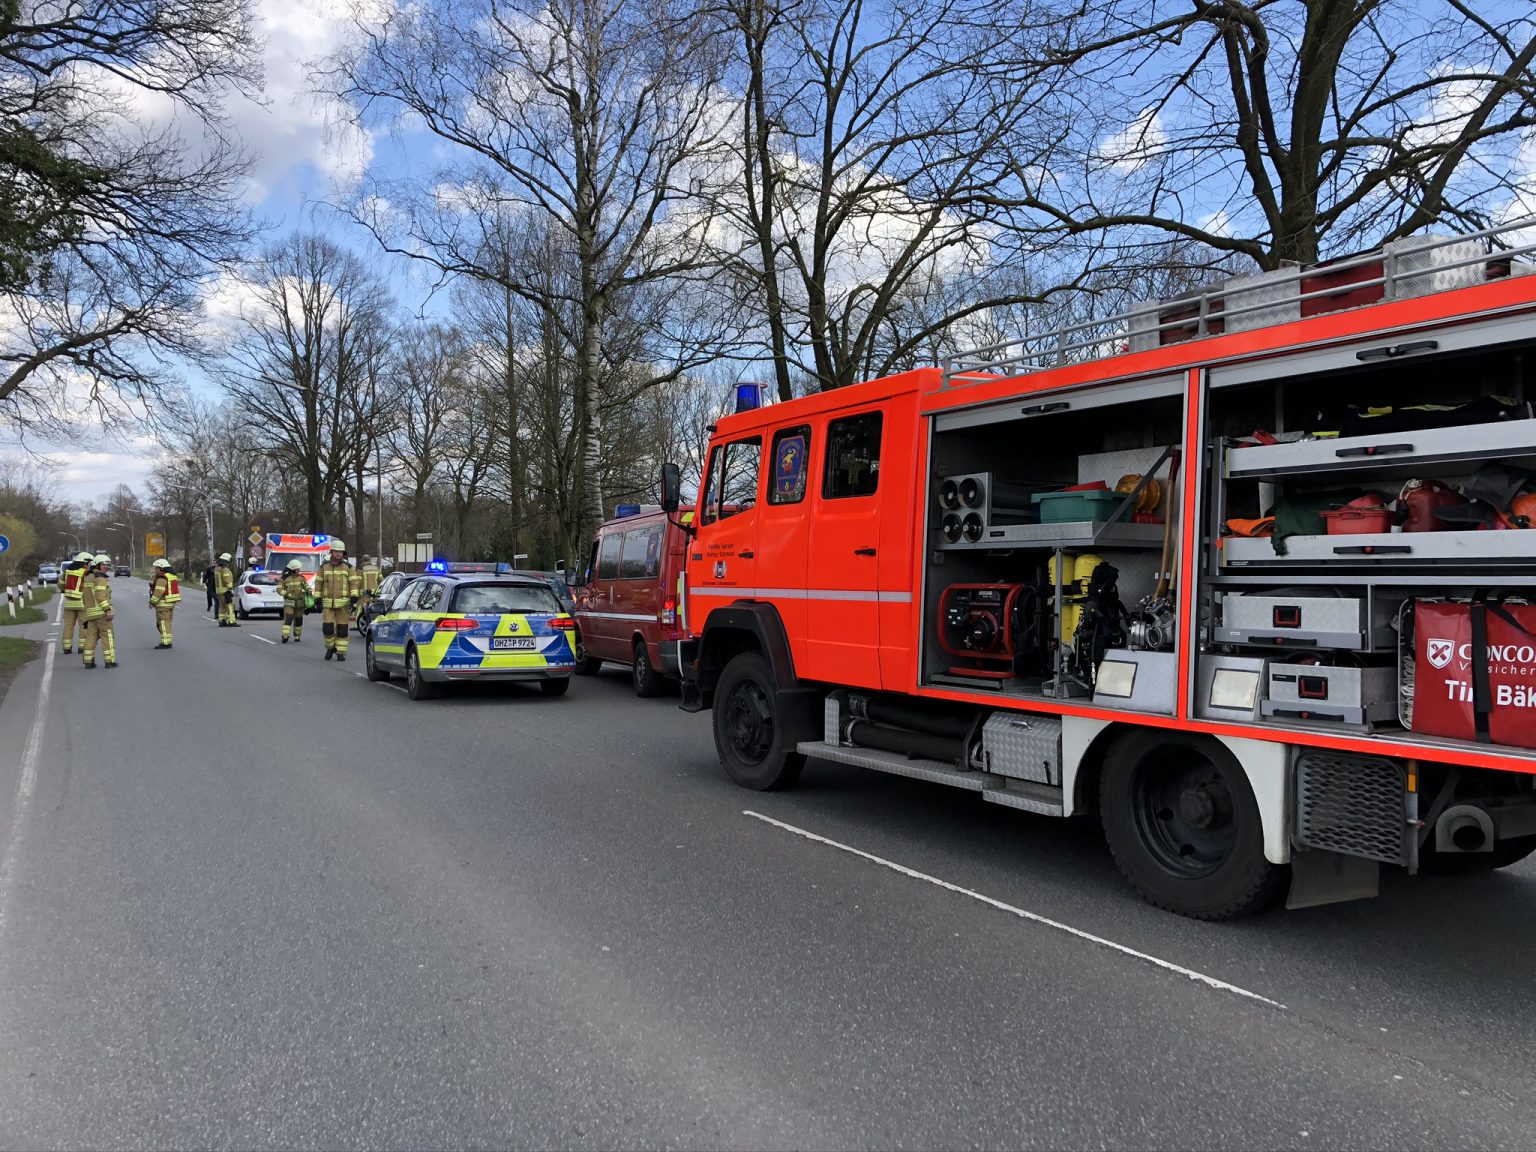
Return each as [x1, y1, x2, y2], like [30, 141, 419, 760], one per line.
[1, 606, 47, 626]
[0, 636, 40, 707]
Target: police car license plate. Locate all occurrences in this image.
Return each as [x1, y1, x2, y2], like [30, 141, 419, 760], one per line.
[491, 636, 537, 650]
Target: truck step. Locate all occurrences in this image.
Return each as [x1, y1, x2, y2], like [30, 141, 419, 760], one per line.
[796, 741, 1001, 791]
[983, 782, 1065, 818]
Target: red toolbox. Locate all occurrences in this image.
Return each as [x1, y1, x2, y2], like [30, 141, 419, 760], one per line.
[1412, 599, 1536, 749]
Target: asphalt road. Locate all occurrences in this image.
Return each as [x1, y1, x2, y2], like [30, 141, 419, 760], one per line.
[2, 582, 1535, 1149]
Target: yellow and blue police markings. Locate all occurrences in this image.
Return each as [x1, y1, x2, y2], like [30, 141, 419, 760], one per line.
[372, 609, 575, 675]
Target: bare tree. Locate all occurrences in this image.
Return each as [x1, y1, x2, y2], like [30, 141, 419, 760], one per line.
[715, 0, 1067, 394]
[223, 233, 394, 533]
[1005, 1, 1536, 270]
[0, 0, 258, 429]
[329, 0, 731, 537]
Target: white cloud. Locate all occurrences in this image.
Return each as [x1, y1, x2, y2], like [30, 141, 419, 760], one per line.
[1098, 108, 1168, 174]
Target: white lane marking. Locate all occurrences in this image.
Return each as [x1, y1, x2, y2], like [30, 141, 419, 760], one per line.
[0, 623, 59, 935]
[742, 810, 1286, 1010]
[251, 635, 276, 645]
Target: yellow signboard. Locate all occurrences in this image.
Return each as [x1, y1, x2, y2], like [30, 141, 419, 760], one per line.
[145, 531, 166, 557]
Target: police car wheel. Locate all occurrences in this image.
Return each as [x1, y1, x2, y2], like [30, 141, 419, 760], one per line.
[632, 641, 663, 698]
[540, 677, 570, 697]
[406, 646, 438, 700]
[712, 652, 805, 791]
[365, 636, 390, 682]
[1100, 733, 1286, 920]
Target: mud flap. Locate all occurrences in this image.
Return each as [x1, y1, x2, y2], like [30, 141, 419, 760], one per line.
[1286, 847, 1380, 909]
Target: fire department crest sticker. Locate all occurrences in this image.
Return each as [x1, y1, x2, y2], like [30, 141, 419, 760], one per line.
[1426, 638, 1455, 669]
[713, 560, 727, 579]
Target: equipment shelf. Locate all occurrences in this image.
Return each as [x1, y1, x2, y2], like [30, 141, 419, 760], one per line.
[942, 520, 1166, 551]
[1224, 418, 1536, 480]
[1223, 530, 1536, 567]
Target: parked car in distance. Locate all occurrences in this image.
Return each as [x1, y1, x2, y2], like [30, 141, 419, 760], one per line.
[364, 572, 577, 700]
[571, 504, 693, 696]
[356, 570, 416, 633]
[113, 564, 131, 577]
[36, 563, 59, 584]
[235, 570, 284, 618]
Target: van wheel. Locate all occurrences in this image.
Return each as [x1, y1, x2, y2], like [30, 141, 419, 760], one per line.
[1099, 733, 1285, 920]
[712, 652, 805, 791]
[573, 631, 601, 675]
[632, 640, 663, 697]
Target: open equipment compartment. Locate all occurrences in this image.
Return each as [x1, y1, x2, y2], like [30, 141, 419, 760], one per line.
[921, 377, 1187, 712]
[1197, 321, 1536, 744]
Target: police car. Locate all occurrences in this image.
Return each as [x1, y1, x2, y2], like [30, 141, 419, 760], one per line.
[363, 569, 578, 700]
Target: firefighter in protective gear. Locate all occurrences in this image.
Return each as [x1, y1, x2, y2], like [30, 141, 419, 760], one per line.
[148, 557, 181, 649]
[215, 552, 238, 626]
[316, 539, 361, 661]
[59, 550, 92, 654]
[359, 555, 382, 599]
[279, 559, 308, 643]
[80, 555, 117, 668]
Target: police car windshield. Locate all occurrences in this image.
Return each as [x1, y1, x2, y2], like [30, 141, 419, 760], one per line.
[451, 584, 561, 616]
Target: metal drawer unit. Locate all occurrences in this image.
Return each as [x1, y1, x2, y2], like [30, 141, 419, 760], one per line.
[979, 713, 1062, 786]
[1261, 664, 1396, 726]
[1216, 592, 1399, 650]
[1225, 418, 1536, 480]
[1223, 530, 1536, 567]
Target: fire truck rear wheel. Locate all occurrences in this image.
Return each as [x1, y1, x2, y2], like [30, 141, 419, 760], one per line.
[1099, 733, 1285, 920]
[1418, 834, 1536, 875]
[713, 652, 805, 791]
[632, 640, 664, 697]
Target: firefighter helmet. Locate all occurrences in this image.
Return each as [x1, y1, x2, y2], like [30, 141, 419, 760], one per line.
[152, 558, 170, 569]
[74, 550, 93, 563]
[218, 552, 232, 562]
[329, 539, 346, 553]
[286, 558, 303, 571]
[93, 553, 111, 566]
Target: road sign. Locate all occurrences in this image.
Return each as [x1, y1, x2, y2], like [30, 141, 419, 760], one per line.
[145, 531, 165, 557]
[0, 535, 8, 554]
[415, 532, 433, 541]
[247, 531, 263, 546]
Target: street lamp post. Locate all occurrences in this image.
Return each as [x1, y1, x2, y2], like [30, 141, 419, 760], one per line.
[110, 522, 136, 573]
[164, 481, 218, 568]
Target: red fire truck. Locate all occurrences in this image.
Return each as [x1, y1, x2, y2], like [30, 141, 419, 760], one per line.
[666, 223, 1536, 918]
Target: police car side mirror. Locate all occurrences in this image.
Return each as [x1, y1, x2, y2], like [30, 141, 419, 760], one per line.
[660, 462, 682, 515]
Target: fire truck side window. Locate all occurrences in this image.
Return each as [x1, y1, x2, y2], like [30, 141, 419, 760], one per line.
[597, 533, 622, 579]
[823, 411, 882, 499]
[702, 437, 762, 524]
[768, 425, 811, 505]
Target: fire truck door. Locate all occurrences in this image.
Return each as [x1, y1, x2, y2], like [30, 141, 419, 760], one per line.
[805, 409, 885, 690]
[692, 434, 763, 610]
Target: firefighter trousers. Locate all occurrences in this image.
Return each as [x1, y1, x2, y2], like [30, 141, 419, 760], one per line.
[60, 606, 81, 652]
[219, 592, 236, 625]
[83, 618, 115, 665]
[155, 607, 175, 645]
[282, 607, 304, 641]
[322, 606, 350, 654]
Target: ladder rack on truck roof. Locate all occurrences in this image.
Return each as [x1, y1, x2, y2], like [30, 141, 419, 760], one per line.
[942, 216, 1536, 387]
[673, 216, 1536, 922]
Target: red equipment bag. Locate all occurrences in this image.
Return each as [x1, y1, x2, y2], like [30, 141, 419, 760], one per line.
[1413, 597, 1536, 749]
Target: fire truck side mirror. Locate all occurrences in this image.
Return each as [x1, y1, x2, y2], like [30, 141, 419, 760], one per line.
[660, 462, 682, 515]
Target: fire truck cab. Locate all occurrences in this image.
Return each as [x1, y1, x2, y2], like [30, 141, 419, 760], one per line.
[672, 223, 1536, 919]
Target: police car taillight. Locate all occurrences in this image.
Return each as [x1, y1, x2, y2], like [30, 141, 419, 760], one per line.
[661, 594, 677, 626]
[434, 617, 478, 631]
[549, 615, 575, 631]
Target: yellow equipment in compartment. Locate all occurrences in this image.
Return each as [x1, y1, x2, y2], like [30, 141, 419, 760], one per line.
[1047, 552, 1104, 644]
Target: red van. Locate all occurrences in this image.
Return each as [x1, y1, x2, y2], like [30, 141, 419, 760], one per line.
[573, 505, 693, 695]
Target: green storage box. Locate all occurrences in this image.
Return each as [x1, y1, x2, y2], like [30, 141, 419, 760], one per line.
[1031, 489, 1128, 523]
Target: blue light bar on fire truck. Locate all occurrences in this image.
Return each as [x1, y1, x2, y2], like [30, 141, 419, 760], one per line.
[734, 382, 766, 413]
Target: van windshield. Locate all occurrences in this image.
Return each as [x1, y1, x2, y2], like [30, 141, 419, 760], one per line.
[267, 552, 321, 575]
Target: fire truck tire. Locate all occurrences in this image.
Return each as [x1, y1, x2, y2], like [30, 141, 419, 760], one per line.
[1418, 835, 1536, 875]
[712, 653, 806, 791]
[632, 640, 664, 697]
[1099, 733, 1285, 920]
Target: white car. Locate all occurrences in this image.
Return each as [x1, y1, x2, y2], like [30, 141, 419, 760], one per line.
[235, 570, 286, 618]
[36, 564, 59, 584]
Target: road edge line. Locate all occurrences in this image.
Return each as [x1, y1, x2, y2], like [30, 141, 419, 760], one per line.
[742, 809, 1285, 1010]
[0, 618, 59, 933]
